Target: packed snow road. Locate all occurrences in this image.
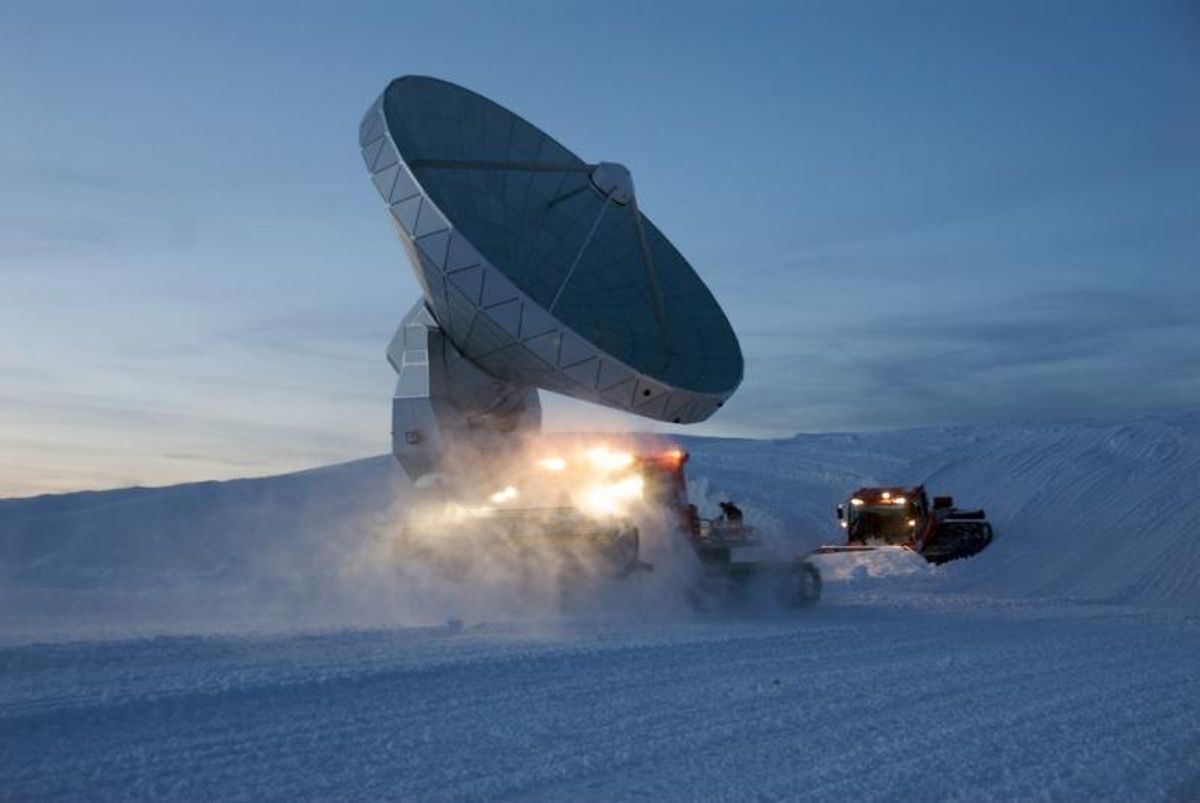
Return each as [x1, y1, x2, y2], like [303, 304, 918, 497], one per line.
[4, 595, 1198, 801]
[4, 415, 1200, 799]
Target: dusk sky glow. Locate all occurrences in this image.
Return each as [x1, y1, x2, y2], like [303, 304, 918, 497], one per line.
[2, 1, 1197, 496]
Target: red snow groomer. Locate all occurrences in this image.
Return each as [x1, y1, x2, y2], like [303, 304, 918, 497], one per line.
[394, 443, 821, 606]
[819, 486, 993, 565]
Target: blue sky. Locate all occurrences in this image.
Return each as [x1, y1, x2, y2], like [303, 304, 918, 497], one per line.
[1, 0, 1197, 495]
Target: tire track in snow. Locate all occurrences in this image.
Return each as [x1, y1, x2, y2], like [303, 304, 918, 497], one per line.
[3, 604, 1197, 801]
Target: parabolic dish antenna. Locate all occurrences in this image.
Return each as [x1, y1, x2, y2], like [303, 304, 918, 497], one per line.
[360, 76, 743, 479]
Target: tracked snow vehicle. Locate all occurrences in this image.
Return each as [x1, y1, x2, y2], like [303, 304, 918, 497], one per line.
[820, 486, 993, 564]
[390, 445, 821, 606]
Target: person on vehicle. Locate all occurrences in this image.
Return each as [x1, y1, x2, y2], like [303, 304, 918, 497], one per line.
[718, 500, 743, 524]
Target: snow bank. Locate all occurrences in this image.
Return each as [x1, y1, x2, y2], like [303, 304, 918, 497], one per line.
[678, 412, 1200, 610]
[1, 413, 1196, 637]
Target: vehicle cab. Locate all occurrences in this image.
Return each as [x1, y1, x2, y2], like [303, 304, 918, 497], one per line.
[837, 486, 934, 549]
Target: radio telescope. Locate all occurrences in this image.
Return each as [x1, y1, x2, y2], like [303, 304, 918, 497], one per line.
[359, 76, 743, 479]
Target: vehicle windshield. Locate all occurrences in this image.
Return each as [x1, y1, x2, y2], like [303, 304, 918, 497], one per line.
[846, 502, 917, 544]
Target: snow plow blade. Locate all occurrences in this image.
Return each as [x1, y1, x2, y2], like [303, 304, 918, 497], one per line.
[692, 522, 821, 607]
[810, 544, 914, 556]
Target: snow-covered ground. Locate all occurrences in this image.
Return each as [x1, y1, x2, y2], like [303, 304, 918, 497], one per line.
[2, 414, 1199, 800]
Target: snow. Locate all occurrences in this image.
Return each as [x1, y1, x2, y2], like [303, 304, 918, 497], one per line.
[2, 413, 1199, 799]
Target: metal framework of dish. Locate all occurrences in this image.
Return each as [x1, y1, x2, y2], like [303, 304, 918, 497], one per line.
[360, 76, 743, 478]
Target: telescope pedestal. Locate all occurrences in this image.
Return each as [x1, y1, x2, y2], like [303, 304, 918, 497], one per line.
[386, 301, 541, 481]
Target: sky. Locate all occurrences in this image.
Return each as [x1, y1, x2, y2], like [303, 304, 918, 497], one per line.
[1, 0, 1197, 496]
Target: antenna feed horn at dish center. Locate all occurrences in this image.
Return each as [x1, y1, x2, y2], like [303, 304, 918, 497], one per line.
[589, 162, 634, 205]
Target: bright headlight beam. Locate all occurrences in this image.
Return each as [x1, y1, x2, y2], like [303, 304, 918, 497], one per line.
[586, 446, 634, 470]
